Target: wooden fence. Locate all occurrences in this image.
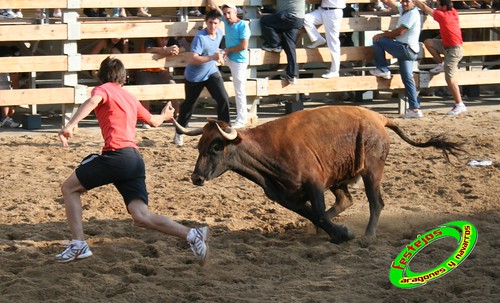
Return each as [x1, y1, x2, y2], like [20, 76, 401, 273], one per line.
[0, 0, 499, 123]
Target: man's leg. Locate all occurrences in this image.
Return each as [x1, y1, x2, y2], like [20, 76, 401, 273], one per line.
[399, 58, 420, 110]
[227, 59, 248, 125]
[323, 9, 343, 73]
[424, 38, 444, 64]
[260, 13, 282, 48]
[176, 80, 205, 129]
[128, 200, 190, 238]
[372, 37, 400, 72]
[60, 172, 87, 241]
[303, 9, 324, 44]
[205, 72, 231, 123]
[128, 200, 209, 266]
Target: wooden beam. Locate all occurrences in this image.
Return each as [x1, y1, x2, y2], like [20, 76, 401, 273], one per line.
[0, 87, 74, 106]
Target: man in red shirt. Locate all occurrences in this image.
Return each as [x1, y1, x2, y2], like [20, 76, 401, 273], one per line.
[416, 0, 466, 115]
[56, 57, 209, 265]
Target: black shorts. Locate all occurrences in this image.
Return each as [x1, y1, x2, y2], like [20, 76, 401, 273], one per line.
[76, 147, 148, 205]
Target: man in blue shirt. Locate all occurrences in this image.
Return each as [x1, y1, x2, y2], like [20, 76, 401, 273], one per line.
[174, 9, 231, 146]
[208, 1, 251, 128]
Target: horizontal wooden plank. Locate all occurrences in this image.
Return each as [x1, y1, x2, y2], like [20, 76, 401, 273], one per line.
[0, 41, 498, 73]
[3, 70, 499, 106]
[0, 87, 74, 106]
[1, 13, 498, 41]
[6, 0, 374, 9]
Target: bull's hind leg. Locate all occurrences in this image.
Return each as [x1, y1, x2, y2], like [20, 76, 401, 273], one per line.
[326, 183, 354, 219]
[362, 165, 385, 237]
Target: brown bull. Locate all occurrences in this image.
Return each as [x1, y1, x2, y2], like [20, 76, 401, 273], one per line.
[173, 106, 464, 244]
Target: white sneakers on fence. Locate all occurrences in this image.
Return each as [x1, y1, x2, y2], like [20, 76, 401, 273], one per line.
[369, 68, 392, 80]
[307, 38, 326, 49]
[429, 63, 445, 74]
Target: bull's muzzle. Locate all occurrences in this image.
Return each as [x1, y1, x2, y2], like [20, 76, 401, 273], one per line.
[191, 174, 205, 186]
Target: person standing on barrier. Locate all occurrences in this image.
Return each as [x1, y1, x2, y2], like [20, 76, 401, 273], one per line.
[260, 0, 305, 85]
[370, 0, 423, 119]
[56, 57, 209, 265]
[415, 0, 466, 115]
[208, 1, 251, 128]
[173, 9, 230, 146]
[303, 0, 346, 79]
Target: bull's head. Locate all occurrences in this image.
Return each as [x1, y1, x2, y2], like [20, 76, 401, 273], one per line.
[172, 118, 238, 186]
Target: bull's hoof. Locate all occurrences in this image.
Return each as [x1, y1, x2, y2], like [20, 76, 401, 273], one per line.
[330, 226, 355, 244]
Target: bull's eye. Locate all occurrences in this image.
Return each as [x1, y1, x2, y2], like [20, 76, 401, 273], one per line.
[210, 141, 224, 154]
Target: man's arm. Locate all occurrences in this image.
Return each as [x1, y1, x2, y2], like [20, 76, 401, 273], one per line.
[59, 95, 102, 146]
[373, 25, 409, 41]
[414, 0, 434, 15]
[189, 51, 224, 66]
[147, 101, 175, 127]
[380, 0, 398, 12]
[226, 39, 249, 54]
[207, 0, 223, 14]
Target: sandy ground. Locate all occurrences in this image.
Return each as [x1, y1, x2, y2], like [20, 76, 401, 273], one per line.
[0, 94, 499, 302]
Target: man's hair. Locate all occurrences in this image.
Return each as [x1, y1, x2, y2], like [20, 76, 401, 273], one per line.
[205, 9, 222, 21]
[98, 56, 127, 85]
[439, 0, 453, 10]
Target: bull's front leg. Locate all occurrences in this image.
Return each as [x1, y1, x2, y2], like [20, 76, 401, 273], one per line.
[299, 184, 355, 244]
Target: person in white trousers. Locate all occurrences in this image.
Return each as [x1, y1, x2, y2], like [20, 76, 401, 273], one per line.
[208, 1, 250, 128]
[303, 0, 346, 79]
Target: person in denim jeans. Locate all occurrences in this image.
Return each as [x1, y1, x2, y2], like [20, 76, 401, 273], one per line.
[173, 9, 230, 146]
[370, 0, 423, 119]
[260, 0, 305, 85]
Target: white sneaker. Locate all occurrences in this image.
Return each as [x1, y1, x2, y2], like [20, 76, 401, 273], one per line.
[430, 63, 444, 74]
[232, 122, 247, 129]
[15, 11, 23, 18]
[447, 103, 467, 115]
[322, 71, 339, 79]
[369, 68, 392, 80]
[173, 133, 184, 146]
[55, 242, 93, 263]
[306, 38, 326, 49]
[4, 10, 16, 18]
[401, 109, 424, 119]
[188, 227, 209, 266]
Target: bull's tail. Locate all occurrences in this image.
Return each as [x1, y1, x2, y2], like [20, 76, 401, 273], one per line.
[385, 119, 467, 163]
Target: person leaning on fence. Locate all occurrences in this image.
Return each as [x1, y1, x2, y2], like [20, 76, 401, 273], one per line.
[259, 0, 305, 85]
[370, 0, 423, 119]
[56, 56, 209, 265]
[208, 0, 251, 128]
[0, 45, 21, 128]
[134, 36, 180, 120]
[415, 0, 467, 115]
[173, 9, 231, 146]
[303, 0, 346, 79]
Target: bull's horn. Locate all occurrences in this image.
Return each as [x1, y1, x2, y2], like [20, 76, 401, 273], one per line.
[215, 123, 238, 141]
[171, 118, 203, 136]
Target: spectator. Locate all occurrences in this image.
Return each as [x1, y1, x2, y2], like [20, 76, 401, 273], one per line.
[303, 0, 346, 79]
[0, 45, 21, 128]
[134, 36, 180, 126]
[83, 8, 109, 17]
[260, 0, 305, 85]
[173, 9, 230, 146]
[369, 0, 423, 119]
[208, 1, 251, 128]
[113, 7, 151, 17]
[415, 0, 466, 115]
[56, 57, 209, 265]
[88, 38, 129, 78]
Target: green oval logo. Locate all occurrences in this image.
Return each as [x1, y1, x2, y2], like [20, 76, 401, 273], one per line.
[389, 221, 478, 289]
